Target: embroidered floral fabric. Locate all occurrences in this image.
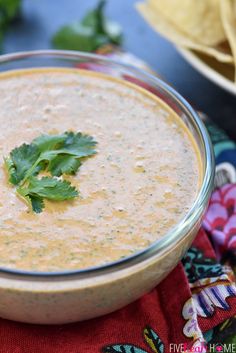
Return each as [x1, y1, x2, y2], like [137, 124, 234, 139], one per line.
[1, 49, 236, 353]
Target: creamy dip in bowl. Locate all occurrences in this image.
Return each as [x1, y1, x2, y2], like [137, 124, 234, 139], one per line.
[0, 50, 214, 324]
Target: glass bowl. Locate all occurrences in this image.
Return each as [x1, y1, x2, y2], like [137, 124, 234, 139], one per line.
[0, 50, 214, 324]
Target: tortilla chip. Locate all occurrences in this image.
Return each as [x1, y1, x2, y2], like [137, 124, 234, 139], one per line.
[220, 0, 236, 80]
[148, 0, 226, 46]
[137, 1, 234, 64]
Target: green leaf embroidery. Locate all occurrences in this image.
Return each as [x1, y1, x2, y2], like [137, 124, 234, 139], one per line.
[143, 327, 164, 353]
[103, 345, 148, 353]
[102, 327, 164, 353]
[224, 334, 236, 345]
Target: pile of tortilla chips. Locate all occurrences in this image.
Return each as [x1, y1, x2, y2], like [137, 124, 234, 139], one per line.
[137, 0, 236, 81]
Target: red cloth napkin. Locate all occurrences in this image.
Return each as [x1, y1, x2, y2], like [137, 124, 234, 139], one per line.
[1, 49, 236, 353]
[0, 228, 235, 353]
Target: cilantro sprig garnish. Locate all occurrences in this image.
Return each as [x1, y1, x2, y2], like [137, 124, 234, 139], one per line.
[4, 132, 97, 213]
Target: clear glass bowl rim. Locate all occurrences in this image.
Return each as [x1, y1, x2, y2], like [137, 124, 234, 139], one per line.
[0, 50, 215, 278]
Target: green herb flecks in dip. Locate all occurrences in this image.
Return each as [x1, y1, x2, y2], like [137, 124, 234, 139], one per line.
[0, 68, 201, 272]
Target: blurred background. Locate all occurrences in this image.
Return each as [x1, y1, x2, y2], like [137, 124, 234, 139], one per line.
[2, 0, 236, 139]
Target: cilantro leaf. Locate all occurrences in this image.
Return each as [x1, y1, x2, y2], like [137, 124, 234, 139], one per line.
[52, 0, 122, 52]
[32, 133, 67, 152]
[48, 155, 82, 177]
[24, 131, 97, 179]
[28, 195, 44, 214]
[17, 177, 78, 213]
[20, 176, 78, 200]
[4, 143, 40, 185]
[61, 132, 97, 157]
[4, 131, 97, 213]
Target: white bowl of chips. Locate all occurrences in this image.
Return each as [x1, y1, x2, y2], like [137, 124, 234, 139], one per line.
[137, 0, 236, 95]
[178, 47, 236, 96]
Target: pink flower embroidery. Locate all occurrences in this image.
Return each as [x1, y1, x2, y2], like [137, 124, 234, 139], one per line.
[203, 184, 236, 256]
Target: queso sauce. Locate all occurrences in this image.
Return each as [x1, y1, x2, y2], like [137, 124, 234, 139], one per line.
[0, 68, 201, 272]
